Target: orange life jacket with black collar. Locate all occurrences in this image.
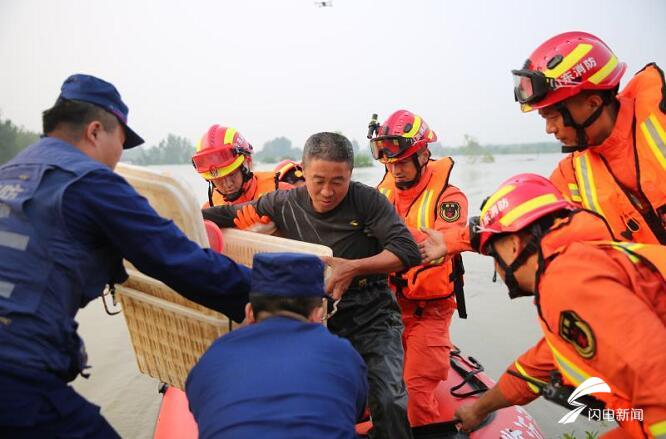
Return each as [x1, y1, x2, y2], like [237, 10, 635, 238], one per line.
[562, 64, 666, 244]
[377, 158, 464, 301]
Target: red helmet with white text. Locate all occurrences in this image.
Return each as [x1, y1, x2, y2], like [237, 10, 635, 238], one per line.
[369, 110, 437, 163]
[477, 173, 575, 255]
[512, 31, 626, 112]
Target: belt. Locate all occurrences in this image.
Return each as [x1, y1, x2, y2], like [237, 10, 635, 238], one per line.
[348, 275, 387, 290]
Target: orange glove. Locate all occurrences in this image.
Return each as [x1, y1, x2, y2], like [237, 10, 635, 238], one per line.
[233, 204, 272, 230]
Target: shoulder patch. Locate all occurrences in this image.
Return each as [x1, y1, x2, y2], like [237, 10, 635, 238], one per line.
[559, 310, 596, 359]
[440, 201, 461, 222]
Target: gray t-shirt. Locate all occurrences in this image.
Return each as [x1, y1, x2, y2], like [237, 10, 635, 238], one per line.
[202, 181, 420, 269]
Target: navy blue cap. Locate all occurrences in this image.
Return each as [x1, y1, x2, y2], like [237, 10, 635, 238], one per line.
[251, 252, 326, 298]
[58, 74, 144, 149]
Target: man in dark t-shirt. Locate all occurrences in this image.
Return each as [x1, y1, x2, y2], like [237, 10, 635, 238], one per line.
[203, 132, 420, 439]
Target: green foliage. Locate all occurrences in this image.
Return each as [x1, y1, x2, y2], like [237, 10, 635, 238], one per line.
[254, 136, 302, 163]
[122, 134, 194, 165]
[459, 134, 495, 164]
[354, 153, 373, 168]
[560, 431, 600, 439]
[0, 116, 39, 164]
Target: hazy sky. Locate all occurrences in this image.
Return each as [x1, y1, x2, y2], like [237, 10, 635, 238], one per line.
[1, 0, 664, 150]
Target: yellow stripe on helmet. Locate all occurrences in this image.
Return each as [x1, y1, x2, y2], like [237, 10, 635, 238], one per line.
[199, 155, 245, 180]
[402, 116, 422, 139]
[481, 184, 516, 219]
[544, 43, 593, 79]
[223, 127, 237, 145]
[499, 193, 559, 227]
[588, 55, 618, 85]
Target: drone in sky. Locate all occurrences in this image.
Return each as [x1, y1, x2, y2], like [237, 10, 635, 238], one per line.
[314, 1, 333, 7]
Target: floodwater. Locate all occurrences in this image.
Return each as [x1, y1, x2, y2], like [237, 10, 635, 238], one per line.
[73, 153, 613, 438]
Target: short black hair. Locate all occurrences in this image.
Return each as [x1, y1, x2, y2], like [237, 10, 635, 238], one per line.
[250, 293, 323, 318]
[42, 99, 118, 134]
[302, 132, 354, 169]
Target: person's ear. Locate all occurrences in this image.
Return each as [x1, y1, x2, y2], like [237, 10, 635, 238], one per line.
[418, 149, 430, 167]
[244, 303, 256, 323]
[586, 93, 604, 111]
[309, 304, 324, 324]
[83, 121, 102, 146]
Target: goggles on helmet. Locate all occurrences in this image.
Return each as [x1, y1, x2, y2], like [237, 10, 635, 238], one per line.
[192, 147, 244, 176]
[511, 69, 559, 105]
[370, 136, 424, 163]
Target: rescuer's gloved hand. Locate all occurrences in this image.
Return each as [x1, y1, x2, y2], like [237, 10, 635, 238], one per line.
[233, 205, 276, 234]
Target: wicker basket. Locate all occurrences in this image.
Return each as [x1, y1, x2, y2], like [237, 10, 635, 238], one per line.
[114, 164, 332, 389]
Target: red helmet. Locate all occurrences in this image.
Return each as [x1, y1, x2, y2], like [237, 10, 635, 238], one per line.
[476, 174, 575, 254]
[192, 125, 253, 180]
[369, 110, 437, 163]
[512, 31, 626, 112]
[274, 159, 304, 183]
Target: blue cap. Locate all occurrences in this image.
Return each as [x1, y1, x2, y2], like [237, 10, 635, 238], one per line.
[58, 74, 144, 149]
[251, 252, 326, 298]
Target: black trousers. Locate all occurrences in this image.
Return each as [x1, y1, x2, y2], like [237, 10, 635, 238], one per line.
[328, 283, 413, 439]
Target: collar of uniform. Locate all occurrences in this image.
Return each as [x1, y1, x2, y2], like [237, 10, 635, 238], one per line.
[591, 95, 634, 160]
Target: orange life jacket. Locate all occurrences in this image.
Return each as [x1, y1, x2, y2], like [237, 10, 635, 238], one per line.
[377, 158, 463, 301]
[567, 63, 666, 244]
[537, 210, 666, 438]
[210, 171, 282, 207]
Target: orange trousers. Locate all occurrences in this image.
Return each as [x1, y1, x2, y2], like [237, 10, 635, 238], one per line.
[399, 297, 455, 426]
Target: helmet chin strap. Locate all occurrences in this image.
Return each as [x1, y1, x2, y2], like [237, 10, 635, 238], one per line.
[490, 239, 538, 299]
[394, 153, 426, 190]
[555, 98, 608, 153]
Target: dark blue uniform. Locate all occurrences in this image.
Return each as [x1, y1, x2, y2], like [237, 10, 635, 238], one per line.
[0, 138, 251, 437]
[186, 316, 368, 439]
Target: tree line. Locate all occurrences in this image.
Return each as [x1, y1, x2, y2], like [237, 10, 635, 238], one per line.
[0, 116, 39, 164]
[1, 114, 558, 167]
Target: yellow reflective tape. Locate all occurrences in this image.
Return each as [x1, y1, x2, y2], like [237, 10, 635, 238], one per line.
[379, 188, 391, 199]
[423, 190, 434, 229]
[499, 194, 559, 227]
[567, 183, 582, 203]
[521, 103, 534, 113]
[429, 256, 444, 266]
[609, 242, 643, 264]
[514, 361, 543, 394]
[223, 127, 237, 145]
[402, 116, 422, 139]
[640, 114, 666, 170]
[481, 184, 516, 218]
[588, 55, 618, 85]
[546, 339, 590, 387]
[574, 154, 605, 217]
[544, 44, 593, 78]
[417, 190, 433, 230]
[427, 131, 434, 140]
[649, 420, 666, 438]
[200, 155, 244, 180]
